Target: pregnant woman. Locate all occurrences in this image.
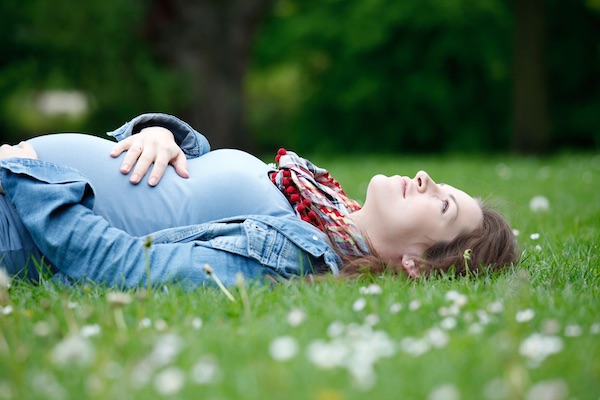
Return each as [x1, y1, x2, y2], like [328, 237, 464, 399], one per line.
[0, 114, 517, 288]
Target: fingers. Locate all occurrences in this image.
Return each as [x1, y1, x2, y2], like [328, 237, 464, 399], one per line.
[144, 158, 169, 187]
[110, 137, 144, 175]
[109, 141, 128, 158]
[128, 151, 154, 184]
[18, 142, 39, 159]
[109, 127, 188, 186]
[171, 152, 189, 179]
[130, 149, 177, 186]
[120, 145, 144, 176]
[0, 142, 38, 160]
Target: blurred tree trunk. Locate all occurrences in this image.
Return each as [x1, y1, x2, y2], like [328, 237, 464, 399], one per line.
[144, 0, 273, 151]
[512, 0, 549, 153]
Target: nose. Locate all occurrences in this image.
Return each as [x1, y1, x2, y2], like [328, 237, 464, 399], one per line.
[415, 170, 435, 193]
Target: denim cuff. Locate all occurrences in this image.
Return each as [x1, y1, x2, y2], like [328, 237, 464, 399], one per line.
[106, 113, 211, 158]
[0, 158, 86, 185]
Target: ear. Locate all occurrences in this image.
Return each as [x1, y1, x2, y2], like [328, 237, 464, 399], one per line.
[401, 254, 420, 278]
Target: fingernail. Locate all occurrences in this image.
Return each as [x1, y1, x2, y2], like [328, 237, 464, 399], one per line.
[121, 164, 129, 171]
[131, 174, 139, 182]
[149, 177, 157, 186]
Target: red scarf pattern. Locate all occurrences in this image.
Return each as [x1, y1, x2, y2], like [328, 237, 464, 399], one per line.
[270, 148, 369, 257]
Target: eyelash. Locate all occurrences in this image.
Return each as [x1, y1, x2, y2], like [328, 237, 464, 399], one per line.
[442, 200, 449, 214]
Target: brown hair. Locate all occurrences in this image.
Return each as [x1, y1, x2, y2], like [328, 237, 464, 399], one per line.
[334, 202, 518, 278]
[420, 202, 518, 275]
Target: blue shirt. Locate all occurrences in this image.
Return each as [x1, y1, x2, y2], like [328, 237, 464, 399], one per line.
[0, 114, 342, 287]
[29, 114, 294, 236]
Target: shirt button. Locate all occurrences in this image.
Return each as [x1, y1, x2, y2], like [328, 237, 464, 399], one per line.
[312, 235, 319, 241]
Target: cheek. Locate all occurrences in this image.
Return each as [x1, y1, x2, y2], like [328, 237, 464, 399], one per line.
[406, 202, 439, 231]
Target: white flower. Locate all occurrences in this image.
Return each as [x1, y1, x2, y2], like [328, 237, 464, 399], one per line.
[191, 317, 203, 330]
[153, 367, 185, 396]
[307, 340, 349, 369]
[519, 333, 563, 364]
[515, 309, 535, 323]
[269, 336, 299, 361]
[400, 337, 430, 356]
[364, 313, 379, 326]
[150, 334, 183, 367]
[33, 321, 52, 337]
[352, 298, 367, 312]
[138, 318, 152, 329]
[512, 229, 520, 237]
[526, 379, 568, 400]
[468, 323, 483, 335]
[529, 196, 550, 212]
[564, 324, 582, 337]
[454, 295, 468, 308]
[327, 321, 346, 338]
[191, 356, 220, 385]
[529, 233, 540, 240]
[534, 244, 542, 251]
[440, 317, 457, 330]
[426, 327, 449, 348]
[590, 322, 600, 334]
[1, 305, 13, 315]
[32, 372, 67, 400]
[483, 378, 509, 400]
[80, 324, 101, 338]
[541, 319, 560, 335]
[477, 310, 491, 325]
[487, 301, 504, 314]
[52, 335, 95, 367]
[106, 291, 132, 307]
[359, 284, 382, 295]
[154, 319, 168, 332]
[495, 164, 512, 180]
[287, 308, 306, 327]
[307, 324, 396, 390]
[428, 383, 460, 400]
[445, 290, 460, 301]
[389, 302, 403, 314]
[408, 299, 421, 311]
[443, 291, 467, 309]
[347, 362, 376, 390]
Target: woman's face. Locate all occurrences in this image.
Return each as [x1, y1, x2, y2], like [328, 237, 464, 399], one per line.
[358, 170, 483, 262]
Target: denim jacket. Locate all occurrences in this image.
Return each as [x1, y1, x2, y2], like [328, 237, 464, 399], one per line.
[0, 158, 341, 288]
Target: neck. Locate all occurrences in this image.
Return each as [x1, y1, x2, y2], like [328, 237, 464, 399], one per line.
[349, 209, 416, 264]
[349, 209, 393, 260]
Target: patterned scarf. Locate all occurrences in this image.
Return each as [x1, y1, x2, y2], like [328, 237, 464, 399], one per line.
[270, 148, 370, 257]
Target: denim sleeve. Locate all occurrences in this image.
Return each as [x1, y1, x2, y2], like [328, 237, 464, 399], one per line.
[0, 158, 277, 289]
[106, 113, 211, 158]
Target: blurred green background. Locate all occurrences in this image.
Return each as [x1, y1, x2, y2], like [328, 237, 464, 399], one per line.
[0, 0, 598, 154]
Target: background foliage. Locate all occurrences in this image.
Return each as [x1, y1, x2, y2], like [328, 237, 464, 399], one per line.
[0, 0, 598, 153]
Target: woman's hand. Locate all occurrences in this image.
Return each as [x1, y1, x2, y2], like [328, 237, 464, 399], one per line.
[110, 126, 189, 186]
[0, 142, 38, 160]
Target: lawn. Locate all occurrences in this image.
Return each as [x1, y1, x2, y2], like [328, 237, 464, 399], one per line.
[1, 152, 599, 400]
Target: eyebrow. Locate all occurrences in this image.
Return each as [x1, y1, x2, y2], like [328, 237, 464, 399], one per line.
[450, 194, 459, 222]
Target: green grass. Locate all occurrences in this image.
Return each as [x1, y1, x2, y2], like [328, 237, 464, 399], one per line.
[1, 152, 599, 400]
